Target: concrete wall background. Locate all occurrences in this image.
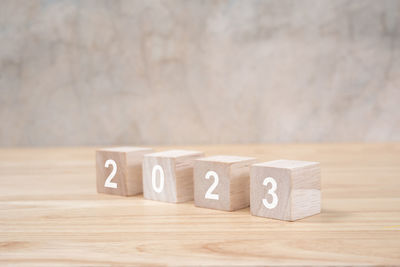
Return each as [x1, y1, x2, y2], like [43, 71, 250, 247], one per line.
[1, 0, 399, 146]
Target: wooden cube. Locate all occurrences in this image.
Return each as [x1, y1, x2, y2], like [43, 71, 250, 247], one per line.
[142, 150, 204, 203]
[250, 159, 321, 221]
[96, 147, 153, 196]
[194, 155, 256, 211]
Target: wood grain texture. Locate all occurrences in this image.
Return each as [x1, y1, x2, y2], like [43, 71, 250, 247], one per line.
[0, 144, 400, 266]
[143, 150, 204, 203]
[194, 155, 256, 211]
[250, 160, 321, 221]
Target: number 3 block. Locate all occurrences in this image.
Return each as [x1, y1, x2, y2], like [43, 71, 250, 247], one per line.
[96, 147, 153, 196]
[194, 155, 256, 211]
[250, 160, 321, 221]
[143, 150, 204, 203]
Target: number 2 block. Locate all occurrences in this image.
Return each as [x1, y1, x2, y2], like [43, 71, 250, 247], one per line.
[250, 160, 321, 221]
[194, 155, 256, 211]
[96, 147, 153, 196]
[143, 150, 204, 203]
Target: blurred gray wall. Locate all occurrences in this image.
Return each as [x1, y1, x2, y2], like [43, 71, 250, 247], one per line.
[1, 0, 399, 146]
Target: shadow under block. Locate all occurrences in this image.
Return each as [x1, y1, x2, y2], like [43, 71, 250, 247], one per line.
[96, 147, 153, 196]
[194, 155, 257, 211]
[250, 159, 321, 221]
[143, 150, 205, 203]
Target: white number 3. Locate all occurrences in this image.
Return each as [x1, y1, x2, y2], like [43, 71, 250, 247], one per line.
[262, 177, 278, 209]
[104, 159, 118, 188]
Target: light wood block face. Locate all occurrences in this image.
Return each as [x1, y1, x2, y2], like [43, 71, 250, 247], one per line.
[194, 155, 257, 211]
[96, 147, 153, 196]
[250, 159, 321, 221]
[143, 150, 204, 203]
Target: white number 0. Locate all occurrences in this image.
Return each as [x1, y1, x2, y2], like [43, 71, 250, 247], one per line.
[152, 165, 165, 193]
[104, 159, 117, 188]
[205, 171, 219, 200]
[262, 177, 278, 209]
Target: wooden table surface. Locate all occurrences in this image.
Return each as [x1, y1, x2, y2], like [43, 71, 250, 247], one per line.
[1, 144, 399, 266]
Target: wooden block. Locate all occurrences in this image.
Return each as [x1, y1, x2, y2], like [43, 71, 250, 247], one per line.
[194, 155, 257, 211]
[96, 146, 153, 196]
[250, 159, 321, 221]
[143, 150, 204, 203]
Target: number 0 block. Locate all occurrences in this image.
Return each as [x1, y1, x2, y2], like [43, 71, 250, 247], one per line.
[250, 160, 321, 221]
[194, 155, 256, 211]
[96, 147, 153, 196]
[143, 150, 204, 203]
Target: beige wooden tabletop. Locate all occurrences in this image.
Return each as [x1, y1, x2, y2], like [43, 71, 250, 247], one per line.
[1, 144, 399, 266]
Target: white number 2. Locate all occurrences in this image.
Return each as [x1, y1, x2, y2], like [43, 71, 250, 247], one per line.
[152, 165, 165, 193]
[262, 177, 278, 209]
[205, 171, 219, 200]
[104, 159, 118, 188]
